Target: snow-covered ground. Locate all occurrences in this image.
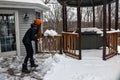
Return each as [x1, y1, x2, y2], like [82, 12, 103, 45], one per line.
[0, 47, 120, 80]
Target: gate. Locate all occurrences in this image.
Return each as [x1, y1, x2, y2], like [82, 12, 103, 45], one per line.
[105, 32, 119, 59]
[62, 32, 79, 59]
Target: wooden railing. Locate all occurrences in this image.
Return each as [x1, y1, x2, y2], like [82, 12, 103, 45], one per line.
[36, 31, 119, 60]
[62, 32, 79, 59]
[37, 35, 62, 54]
[105, 31, 119, 59]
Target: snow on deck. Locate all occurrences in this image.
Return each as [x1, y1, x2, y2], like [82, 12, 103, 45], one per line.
[0, 47, 120, 80]
[44, 50, 120, 80]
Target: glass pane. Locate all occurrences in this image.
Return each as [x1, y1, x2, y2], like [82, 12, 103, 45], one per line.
[0, 14, 16, 52]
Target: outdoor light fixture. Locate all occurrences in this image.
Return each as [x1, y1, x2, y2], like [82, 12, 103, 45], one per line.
[23, 13, 29, 21]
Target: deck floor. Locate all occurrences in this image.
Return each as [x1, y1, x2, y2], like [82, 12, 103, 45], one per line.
[75, 49, 102, 60]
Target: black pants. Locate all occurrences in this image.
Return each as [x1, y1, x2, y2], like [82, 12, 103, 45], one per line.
[23, 42, 34, 64]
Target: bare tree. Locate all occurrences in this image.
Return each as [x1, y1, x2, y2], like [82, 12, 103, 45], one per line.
[81, 7, 93, 27]
[43, 1, 63, 33]
[43, 0, 120, 32]
[95, 6, 103, 28]
[43, 0, 77, 33]
[67, 7, 77, 31]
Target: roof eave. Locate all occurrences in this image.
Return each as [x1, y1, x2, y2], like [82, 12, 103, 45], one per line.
[0, 1, 49, 11]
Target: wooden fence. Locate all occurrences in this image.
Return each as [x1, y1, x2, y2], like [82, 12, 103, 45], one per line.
[37, 35, 62, 54]
[105, 32, 119, 59]
[62, 32, 79, 59]
[36, 31, 119, 60]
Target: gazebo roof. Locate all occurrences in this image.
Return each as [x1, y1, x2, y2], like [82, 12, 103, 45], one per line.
[57, 0, 114, 7]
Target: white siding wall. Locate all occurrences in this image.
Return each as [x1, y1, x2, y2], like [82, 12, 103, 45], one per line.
[18, 9, 36, 56]
[0, 8, 43, 56]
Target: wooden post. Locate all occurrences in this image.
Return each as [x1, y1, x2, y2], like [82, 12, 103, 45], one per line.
[62, 1, 67, 56]
[60, 36, 62, 54]
[37, 25, 42, 39]
[36, 24, 42, 53]
[62, 1, 67, 32]
[93, 6, 95, 27]
[77, 0, 81, 60]
[108, 3, 111, 31]
[115, 0, 119, 30]
[103, 0, 107, 60]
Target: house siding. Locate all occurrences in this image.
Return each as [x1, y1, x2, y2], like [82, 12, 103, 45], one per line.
[18, 9, 37, 56]
[0, 8, 42, 56]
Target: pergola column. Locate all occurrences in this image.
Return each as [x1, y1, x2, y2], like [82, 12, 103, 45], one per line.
[108, 3, 111, 31]
[115, 0, 119, 30]
[103, 0, 107, 60]
[77, 0, 81, 59]
[62, 1, 67, 32]
[93, 6, 95, 27]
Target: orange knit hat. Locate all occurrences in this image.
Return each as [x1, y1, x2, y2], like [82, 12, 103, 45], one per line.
[34, 18, 42, 26]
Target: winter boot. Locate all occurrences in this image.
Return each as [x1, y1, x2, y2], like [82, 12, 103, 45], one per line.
[22, 63, 30, 74]
[30, 60, 38, 67]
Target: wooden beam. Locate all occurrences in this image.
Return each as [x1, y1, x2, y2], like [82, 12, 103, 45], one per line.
[103, 0, 107, 60]
[108, 3, 111, 31]
[115, 0, 119, 30]
[93, 6, 95, 27]
[77, 0, 81, 60]
[62, 1, 67, 32]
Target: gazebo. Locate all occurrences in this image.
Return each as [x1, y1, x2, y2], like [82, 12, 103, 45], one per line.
[57, 0, 119, 60]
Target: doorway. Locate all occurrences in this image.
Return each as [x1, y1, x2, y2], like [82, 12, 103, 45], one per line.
[0, 10, 19, 57]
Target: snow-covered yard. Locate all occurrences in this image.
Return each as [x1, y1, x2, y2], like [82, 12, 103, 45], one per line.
[0, 46, 120, 80]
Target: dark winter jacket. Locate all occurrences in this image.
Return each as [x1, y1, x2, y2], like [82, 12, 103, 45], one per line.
[22, 23, 39, 44]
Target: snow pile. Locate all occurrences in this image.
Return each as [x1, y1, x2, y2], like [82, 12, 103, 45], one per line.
[118, 46, 120, 53]
[81, 28, 103, 34]
[44, 29, 58, 36]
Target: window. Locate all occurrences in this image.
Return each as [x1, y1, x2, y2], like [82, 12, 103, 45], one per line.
[0, 14, 16, 52]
